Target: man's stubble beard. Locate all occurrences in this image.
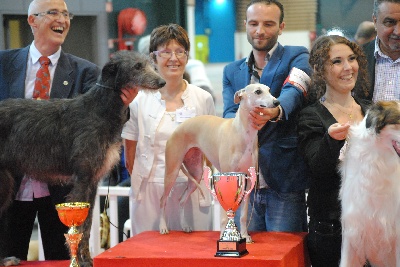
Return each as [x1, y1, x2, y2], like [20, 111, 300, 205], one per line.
[247, 33, 278, 52]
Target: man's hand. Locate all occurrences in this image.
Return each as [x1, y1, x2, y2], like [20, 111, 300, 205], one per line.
[120, 87, 139, 106]
[249, 106, 280, 130]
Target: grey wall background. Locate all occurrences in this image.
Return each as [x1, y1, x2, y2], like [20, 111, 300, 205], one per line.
[318, 0, 375, 39]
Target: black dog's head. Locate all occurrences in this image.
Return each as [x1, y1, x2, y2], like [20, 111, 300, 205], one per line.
[366, 100, 400, 157]
[100, 51, 166, 91]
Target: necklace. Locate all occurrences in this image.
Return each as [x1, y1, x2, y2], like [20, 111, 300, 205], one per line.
[325, 96, 354, 120]
[165, 111, 176, 121]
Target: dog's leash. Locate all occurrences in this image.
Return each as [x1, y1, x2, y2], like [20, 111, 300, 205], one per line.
[100, 173, 130, 248]
[100, 177, 111, 249]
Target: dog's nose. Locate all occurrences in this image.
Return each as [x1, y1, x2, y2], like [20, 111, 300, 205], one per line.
[273, 99, 280, 107]
[158, 79, 166, 87]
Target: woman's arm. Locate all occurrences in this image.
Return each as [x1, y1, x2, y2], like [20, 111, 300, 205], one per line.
[123, 139, 137, 176]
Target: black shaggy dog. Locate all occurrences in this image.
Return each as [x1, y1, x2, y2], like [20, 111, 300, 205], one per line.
[0, 51, 165, 266]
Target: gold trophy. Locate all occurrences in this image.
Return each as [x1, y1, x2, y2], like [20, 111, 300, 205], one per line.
[55, 202, 90, 267]
[203, 166, 256, 257]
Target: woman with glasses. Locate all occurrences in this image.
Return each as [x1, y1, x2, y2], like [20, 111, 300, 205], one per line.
[121, 24, 215, 236]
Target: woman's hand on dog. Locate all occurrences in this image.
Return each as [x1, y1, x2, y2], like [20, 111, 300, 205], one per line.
[328, 122, 350, 140]
[120, 87, 140, 105]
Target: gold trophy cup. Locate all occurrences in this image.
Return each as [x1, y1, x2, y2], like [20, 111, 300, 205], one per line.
[203, 166, 256, 257]
[55, 202, 90, 267]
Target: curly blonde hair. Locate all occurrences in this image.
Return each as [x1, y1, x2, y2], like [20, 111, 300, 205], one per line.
[308, 35, 370, 104]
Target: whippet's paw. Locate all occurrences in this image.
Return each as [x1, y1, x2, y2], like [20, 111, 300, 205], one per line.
[180, 217, 193, 233]
[179, 208, 192, 233]
[244, 235, 253, 243]
[160, 228, 170, 234]
[182, 225, 193, 233]
[241, 232, 254, 243]
[1, 257, 20, 266]
[159, 220, 170, 234]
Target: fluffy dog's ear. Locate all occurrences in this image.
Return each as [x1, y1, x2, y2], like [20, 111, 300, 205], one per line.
[234, 89, 245, 104]
[366, 101, 400, 133]
[150, 52, 157, 62]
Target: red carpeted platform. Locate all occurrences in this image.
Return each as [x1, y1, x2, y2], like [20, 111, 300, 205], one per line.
[17, 260, 69, 266]
[94, 231, 310, 267]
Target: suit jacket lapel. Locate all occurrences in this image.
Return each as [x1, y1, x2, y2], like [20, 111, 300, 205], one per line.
[51, 51, 74, 99]
[235, 61, 251, 89]
[8, 47, 29, 98]
[364, 41, 375, 100]
[260, 44, 283, 88]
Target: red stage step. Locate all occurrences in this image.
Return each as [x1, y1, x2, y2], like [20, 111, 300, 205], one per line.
[94, 231, 310, 267]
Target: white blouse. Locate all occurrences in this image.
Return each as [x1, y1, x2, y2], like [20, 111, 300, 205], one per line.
[121, 81, 215, 200]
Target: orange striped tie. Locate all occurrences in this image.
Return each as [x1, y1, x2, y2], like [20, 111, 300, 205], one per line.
[33, 56, 51, 100]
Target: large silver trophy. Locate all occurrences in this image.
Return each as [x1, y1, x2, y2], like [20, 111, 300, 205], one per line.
[203, 166, 256, 257]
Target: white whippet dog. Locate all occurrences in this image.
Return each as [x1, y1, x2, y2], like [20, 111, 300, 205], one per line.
[159, 83, 279, 242]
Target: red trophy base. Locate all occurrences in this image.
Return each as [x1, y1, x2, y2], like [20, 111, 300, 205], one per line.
[215, 238, 248, 257]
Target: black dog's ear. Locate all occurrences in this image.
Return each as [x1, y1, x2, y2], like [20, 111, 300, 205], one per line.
[100, 60, 119, 83]
[134, 62, 143, 70]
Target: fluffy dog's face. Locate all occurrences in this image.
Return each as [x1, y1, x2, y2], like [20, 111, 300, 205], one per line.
[366, 100, 400, 157]
[234, 83, 280, 108]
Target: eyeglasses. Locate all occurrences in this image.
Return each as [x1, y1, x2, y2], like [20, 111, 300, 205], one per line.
[153, 50, 188, 59]
[33, 10, 74, 20]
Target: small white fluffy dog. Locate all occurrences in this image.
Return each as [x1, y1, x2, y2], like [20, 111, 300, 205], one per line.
[340, 101, 400, 267]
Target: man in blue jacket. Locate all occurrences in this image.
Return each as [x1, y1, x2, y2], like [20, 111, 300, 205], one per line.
[223, 0, 311, 232]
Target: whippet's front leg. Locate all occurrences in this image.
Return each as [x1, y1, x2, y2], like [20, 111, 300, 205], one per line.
[219, 201, 253, 243]
[159, 194, 170, 234]
[239, 199, 253, 243]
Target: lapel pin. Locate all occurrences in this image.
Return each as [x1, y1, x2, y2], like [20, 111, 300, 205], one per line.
[63, 81, 68, 85]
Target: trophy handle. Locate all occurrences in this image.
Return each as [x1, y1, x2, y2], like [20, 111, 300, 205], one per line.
[203, 166, 216, 198]
[243, 167, 257, 200]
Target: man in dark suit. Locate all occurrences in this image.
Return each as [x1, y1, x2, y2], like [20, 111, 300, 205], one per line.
[0, 0, 100, 260]
[223, 0, 311, 232]
[362, 0, 400, 101]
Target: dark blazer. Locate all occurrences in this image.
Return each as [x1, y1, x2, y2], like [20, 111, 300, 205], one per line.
[362, 40, 375, 101]
[298, 98, 371, 220]
[222, 44, 312, 193]
[0, 45, 100, 204]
